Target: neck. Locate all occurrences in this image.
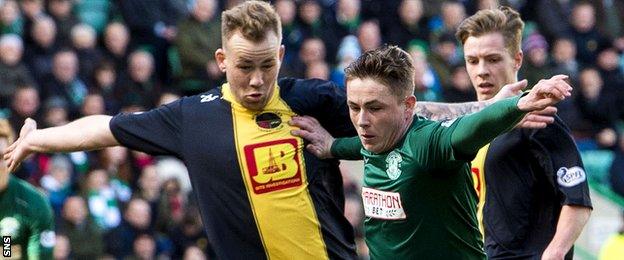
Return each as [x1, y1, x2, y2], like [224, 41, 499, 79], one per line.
[0, 173, 9, 192]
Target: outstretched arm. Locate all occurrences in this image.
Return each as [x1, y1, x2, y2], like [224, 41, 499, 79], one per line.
[451, 76, 572, 156]
[290, 116, 363, 160]
[416, 76, 566, 128]
[541, 205, 591, 260]
[4, 116, 118, 172]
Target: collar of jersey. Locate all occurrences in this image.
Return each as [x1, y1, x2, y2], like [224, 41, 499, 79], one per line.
[220, 82, 282, 112]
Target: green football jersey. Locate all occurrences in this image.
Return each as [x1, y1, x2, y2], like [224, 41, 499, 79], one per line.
[362, 118, 485, 259]
[0, 177, 55, 260]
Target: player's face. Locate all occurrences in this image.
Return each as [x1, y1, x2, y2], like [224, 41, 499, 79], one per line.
[347, 78, 415, 154]
[463, 32, 522, 101]
[216, 31, 285, 111]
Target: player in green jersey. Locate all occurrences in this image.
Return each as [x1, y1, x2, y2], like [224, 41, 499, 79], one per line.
[0, 119, 55, 260]
[291, 46, 572, 259]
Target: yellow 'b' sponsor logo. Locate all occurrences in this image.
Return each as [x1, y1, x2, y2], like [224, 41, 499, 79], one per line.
[244, 139, 302, 194]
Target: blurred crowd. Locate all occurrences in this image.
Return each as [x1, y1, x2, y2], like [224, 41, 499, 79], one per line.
[1, 0, 624, 259]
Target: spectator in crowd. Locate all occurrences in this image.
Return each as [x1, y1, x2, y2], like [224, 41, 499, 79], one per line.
[282, 37, 326, 78]
[0, 0, 23, 35]
[596, 46, 624, 87]
[24, 15, 58, 83]
[569, 1, 610, 66]
[117, 50, 159, 109]
[156, 177, 187, 233]
[298, 0, 340, 64]
[0, 34, 35, 108]
[70, 23, 103, 82]
[429, 32, 462, 88]
[175, 0, 222, 95]
[105, 198, 154, 259]
[535, 0, 574, 41]
[84, 168, 122, 230]
[80, 92, 106, 117]
[168, 208, 211, 259]
[334, 0, 361, 39]
[101, 22, 131, 74]
[386, 0, 429, 49]
[137, 164, 161, 227]
[47, 0, 78, 48]
[53, 234, 71, 260]
[90, 60, 121, 115]
[41, 96, 69, 128]
[520, 33, 553, 88]
[357, 19, 381, 52]
[40, 154, 72, 214]
[19, 0, 45, 45]
[550, 37, 580, 83]
[40, 49, 88, 117]
[275, 0, 303, 64]
[408, 40, 442, 101]
[9, 85, 40, 135]
[430, 1, 466, 44]
[58, 196, 104, 259]
[305, 60, 330, 80]
[129, 233, 158, 260]
[443, 65, 476, 103]
[183, 245, 208, 260]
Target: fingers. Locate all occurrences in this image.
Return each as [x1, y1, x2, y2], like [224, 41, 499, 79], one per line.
[506, 79, 528, 93]
[533, 106, 557, 116]
[20, 118, 37, 137]
[289, 116, 320, 132]
[291, 129, 313, 140]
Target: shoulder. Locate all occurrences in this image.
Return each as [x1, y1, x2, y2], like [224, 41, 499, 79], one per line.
[279, 77, 339, 95]
[10, 178, 51, 214]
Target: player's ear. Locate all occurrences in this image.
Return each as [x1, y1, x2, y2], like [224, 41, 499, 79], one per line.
[215, 48, 226, 72]
[514, 50, 523, 71]
[278, 45, 285, 63]
[404, 95, 416, 116]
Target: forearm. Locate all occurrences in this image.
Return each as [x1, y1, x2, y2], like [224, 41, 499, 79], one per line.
[414, 100, 491, 121]
[26, 115, 119, 153]
[451, 96, 525, 155]
[543, 205, 592, 258]
[330, 136, 363, 160]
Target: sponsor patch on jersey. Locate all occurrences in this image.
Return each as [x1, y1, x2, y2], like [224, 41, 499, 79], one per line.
[556, 166, 586, 187]
[244, 139, 303, 194]
[40, 230, 55, 248]
[385, 151, 403, 180]
[361, 187, 406, 220]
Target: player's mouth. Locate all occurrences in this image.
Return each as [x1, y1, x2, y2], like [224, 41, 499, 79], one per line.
[477, 82, 495, 94]
[246, 93, 263, 102]
[360, 133, 376, 143]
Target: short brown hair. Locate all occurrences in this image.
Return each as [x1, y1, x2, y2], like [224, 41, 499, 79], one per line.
[0, 119, 14, 144]
[345, 45, 415, 99]
[455, 6, 524, 55]
[221, 1, 282, 44]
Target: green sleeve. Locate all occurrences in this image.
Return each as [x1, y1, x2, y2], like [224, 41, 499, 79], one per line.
[27, 194, 55, 260]
[330, 136, 364, 160]
[450, 95, 526, 157]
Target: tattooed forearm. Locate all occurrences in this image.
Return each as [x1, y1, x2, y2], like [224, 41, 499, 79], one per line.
[414, 101, 490, 121]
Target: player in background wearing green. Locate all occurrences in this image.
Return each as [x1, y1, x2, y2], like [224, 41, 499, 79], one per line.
[290, 45, 572, 259]
[0, 119, 55, 260]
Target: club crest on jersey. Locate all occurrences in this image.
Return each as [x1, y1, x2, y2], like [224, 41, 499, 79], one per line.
[385, 151, 403, 180]
[255, 112, 283, 130]
[556, 166, 586, 187]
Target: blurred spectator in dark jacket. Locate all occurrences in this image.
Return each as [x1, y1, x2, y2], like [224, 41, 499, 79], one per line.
[106, 198, 154, 259]
[47, 0, 78, 48]
[90, 60, 121, 115]
[168, 208, 212, 259]
[80, 92, 106, 117]
[24, 15, 59, 83]
[520, 33, 553, 88]
[275, 0, 304, 64]
[0, 0, 23, 35]
[596, 46, 624, 87]
[117, 50, 159, 109]
[175, 0, 222, 95]
[0, 34, 35, 108]
[550, 37, 579, 83]
[298, 0, 340, 64]
[8, 85, 40, 135]
[443, 65, 475, 103]
[281, 37, 326, 78]
[18, 0, 45, 45]
[127, 233, 158, 260]
[40, 49, 88, 118]
[429, 1, 465, 45]
[305, 60, 330, 80]
[102, 22, 131, 74]
[136, 164, 162, 229]
[117, 0, 183, 84]
[70, 23, 103, 81]
[58, 196, 104, 259]
[334, 0, 361, 39]
[569, 1, 610, 66]
[429, 32, 462, 88]
[386, 0, 429, 50]
[535, 0, 574, 41]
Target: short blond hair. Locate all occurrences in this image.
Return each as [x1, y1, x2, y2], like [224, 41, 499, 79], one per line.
[221, 1, 282, 44]
[455, 6, 524, 55]
[0, 119, 15, 144]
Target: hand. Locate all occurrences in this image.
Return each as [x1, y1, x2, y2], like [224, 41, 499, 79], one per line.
[289, 116, 334, 159]
[517, 75, 572, 112]
[3, 118, 37, 173]
[490, 79, 528, 103]
[516, 106, 557, 129]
